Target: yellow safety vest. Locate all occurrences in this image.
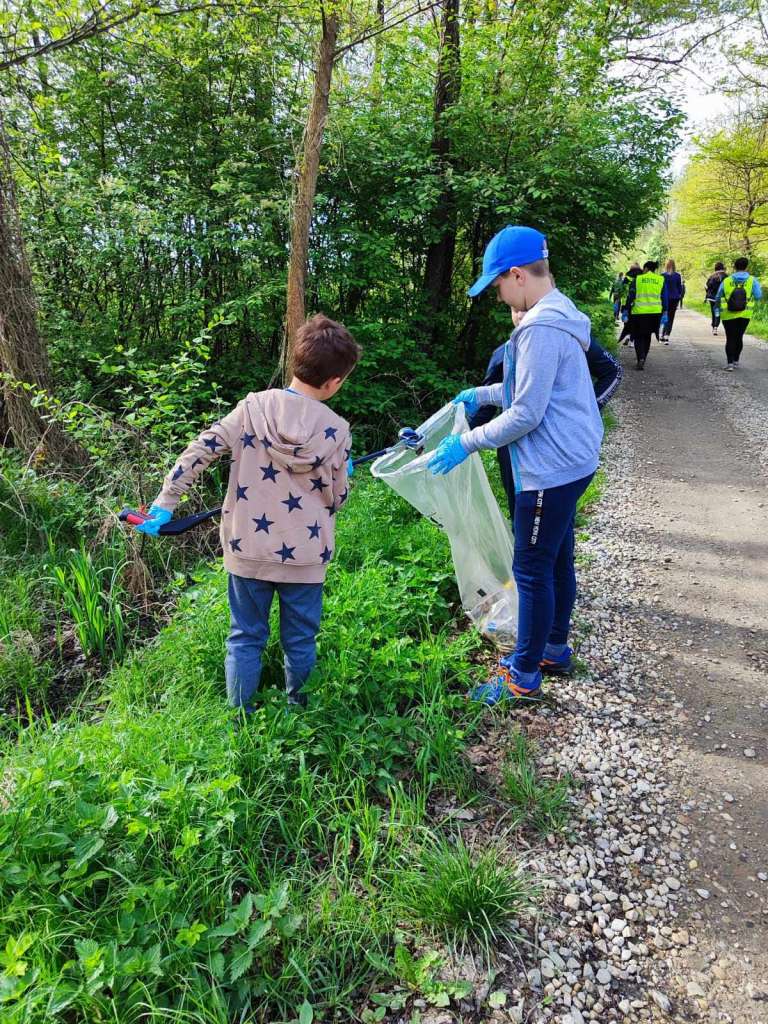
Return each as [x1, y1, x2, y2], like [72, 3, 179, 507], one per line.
[721, 275, 755, 321]
[633, 272, 664, 315]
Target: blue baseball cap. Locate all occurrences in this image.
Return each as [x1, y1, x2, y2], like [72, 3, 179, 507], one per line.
[468, 225, 549, 297]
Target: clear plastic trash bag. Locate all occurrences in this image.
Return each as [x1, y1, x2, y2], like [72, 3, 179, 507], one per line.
[372, 402, 517, 649]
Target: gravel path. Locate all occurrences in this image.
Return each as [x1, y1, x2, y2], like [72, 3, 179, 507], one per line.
[448, 309, 768, 1024]
[399, 310, 768, 1024]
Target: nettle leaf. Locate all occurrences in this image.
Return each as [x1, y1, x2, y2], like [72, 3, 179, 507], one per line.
[231, 892, 254, 930]
[70, 835, 104, 870]
[47, 980, 79, 1014]
[275, 913, 301, 939]
[271, 882, 290, 916]
[175, 923, 207, 948]
[74, 939, 102, 969]
[246, 919, 271, 950]
[23, 831, 71, 853]
[210, 951, 226, 980]
[100, 805, 119, 831]
[3, 932, 36, 966]
[207, 919, 239, 940]
[299, 999, 314, 1024]
[125, 815, 149, 839]
[228, 943, 254, 982]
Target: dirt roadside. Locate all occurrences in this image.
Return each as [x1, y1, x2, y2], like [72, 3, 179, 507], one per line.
[613, 308, 768, 1021]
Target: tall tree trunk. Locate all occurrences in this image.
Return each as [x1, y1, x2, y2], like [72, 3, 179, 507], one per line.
[284, 8, 339, 367]
[423, 0, 461, 344]
[0, 112, 77, 462]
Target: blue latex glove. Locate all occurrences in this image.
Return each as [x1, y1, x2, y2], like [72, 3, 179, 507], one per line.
[452, 388, 480, 418]
[660, 312, 669, 326]
[347, 457, 355, 477]
[621, 310, 629, 323]
[135, 503, 173, 536]
[428, 435, 470, 476]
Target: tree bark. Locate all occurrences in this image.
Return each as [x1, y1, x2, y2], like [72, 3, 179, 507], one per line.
[0, 112, 78, 462]
[423, 0, 461, 340]
[284, 8, 339, 367]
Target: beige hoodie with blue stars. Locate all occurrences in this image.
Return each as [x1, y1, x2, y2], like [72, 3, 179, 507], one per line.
[155, 389, 352, 583]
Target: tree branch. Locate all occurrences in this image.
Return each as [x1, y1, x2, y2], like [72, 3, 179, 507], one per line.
[334, 0, 444, 57]
[0, 0, 260, 72]
[619, 18, 740, 69]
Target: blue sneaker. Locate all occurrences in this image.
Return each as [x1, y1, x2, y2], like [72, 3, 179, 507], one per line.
[470, 664, 542, 706]
[539, 646, 573, 676]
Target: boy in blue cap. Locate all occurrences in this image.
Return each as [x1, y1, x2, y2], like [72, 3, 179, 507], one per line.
[428, 226, 604, 704]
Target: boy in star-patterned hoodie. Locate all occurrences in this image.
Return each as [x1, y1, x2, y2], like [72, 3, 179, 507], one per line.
[136, 314, 361, 710]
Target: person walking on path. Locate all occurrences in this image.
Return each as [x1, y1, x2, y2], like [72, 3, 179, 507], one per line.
[610, 272, 626, 323]
[715, 257, 763, 371]
[619, 265, 641, 347]
[133, 314, 361, 711]
[427, 225, 603, 705]
[627, 260, 667, 370]
[661, 259, 684, 344]
[705, 262, 728, 335]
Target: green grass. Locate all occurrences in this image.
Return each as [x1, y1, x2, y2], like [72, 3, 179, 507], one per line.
[576, 468, 605, 527]
[49, 546, 126, 665]
[501, 732, 573, 835]
[0, 357, 619, 1019]
[0, 475, 545, 1022]
[392, 835, 534, 955]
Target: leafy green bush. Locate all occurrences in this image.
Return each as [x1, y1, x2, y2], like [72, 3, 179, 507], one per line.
[578, 300, 618, 352]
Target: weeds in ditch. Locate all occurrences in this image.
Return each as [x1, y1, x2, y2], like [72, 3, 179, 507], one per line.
[48, 546, 126, 664]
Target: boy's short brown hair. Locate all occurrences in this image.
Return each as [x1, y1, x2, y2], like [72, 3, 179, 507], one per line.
[291, 314, 362, 387]
[522, 258, 550, 277]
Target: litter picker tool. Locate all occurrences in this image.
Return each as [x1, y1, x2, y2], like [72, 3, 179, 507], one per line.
[345, 427, 423, 467]
[119, 506, 222, 535]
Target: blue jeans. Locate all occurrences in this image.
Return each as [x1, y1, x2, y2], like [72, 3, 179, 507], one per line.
[506, 474, 594, 675]
[225, 574, 324, 710]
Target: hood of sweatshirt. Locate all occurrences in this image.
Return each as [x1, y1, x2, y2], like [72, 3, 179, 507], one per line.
[244, 390, 349, 478]
[517, 288, 592, 352]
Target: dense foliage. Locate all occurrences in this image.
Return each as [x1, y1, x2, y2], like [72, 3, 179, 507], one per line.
[0, 476, 546, 1023]
[660, 114, 768, 332]
[3, 0, 678, 441]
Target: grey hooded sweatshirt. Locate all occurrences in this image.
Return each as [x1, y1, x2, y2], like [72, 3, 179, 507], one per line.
[155, 389, 351, 583]
[460, 288, 603, 492]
